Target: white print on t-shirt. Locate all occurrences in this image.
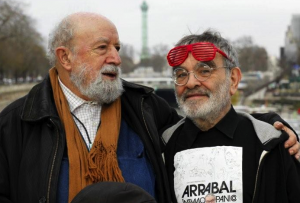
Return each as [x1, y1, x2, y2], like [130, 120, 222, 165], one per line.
[174, 146, 243, 203]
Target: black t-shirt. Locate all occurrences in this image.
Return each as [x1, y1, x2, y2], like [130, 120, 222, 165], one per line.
[164, 107, 265, 203]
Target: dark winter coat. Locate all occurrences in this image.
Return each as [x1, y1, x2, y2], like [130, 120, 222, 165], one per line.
[0, 75, 180, 203]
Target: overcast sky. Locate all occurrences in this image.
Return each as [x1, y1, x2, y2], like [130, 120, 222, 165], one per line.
[17, 0, 300, 58]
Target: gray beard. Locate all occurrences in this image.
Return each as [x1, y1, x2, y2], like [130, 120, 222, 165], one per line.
[70, 64, 124, 104]
[175, 77, 231, 124]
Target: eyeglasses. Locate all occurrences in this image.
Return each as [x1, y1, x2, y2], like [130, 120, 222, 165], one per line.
[167, 42, 231, 67]
[172, 63, 226, 86]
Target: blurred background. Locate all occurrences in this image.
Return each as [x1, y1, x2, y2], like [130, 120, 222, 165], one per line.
[0, 0, 300, 133]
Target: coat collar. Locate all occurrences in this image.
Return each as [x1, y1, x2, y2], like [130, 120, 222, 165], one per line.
[21, 75, 58, 121]
[20, 76, 155, 121]
[121, 79, 154, 94]
[176, 107, 239, 150]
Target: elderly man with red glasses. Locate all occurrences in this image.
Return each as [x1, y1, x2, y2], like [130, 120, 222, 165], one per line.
[163, 30, 300, 203]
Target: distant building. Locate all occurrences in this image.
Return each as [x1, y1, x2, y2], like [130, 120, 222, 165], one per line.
[284, 14, 300, 64]
[291, 15, 300, 41]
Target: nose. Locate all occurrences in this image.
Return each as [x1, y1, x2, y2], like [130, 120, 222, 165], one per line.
[106, 47, 121, 66]
[185, 72, 202, 89]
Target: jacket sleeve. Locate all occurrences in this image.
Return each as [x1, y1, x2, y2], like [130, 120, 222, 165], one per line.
[251, 112, 299, 141]
[285, 152, 300, 201]
[253, 142, 300, 202]
[0, 116, 14, 203]
[280, 143, 300, 201]
[150, 94, 182, 134]
[147, 93, 182, 149]
[0, 150, 13, 203]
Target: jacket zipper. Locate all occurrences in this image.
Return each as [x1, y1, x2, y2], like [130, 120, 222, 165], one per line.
[252, 150, 269, 203]
[47, 118, 60, 203]
[140, 97, 154, 143]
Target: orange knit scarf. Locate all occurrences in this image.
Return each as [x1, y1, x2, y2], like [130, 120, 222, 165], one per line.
[49, 68, 124, 202]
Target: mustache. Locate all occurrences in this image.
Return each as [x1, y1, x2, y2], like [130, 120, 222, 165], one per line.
[181, 87, 210, 100]
[100, 64, 121, 75]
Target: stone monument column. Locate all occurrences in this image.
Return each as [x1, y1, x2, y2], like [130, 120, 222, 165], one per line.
[140, 1, 150, 61]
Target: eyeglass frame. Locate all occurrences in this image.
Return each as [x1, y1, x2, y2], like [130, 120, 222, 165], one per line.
[172, 64, 228, 86]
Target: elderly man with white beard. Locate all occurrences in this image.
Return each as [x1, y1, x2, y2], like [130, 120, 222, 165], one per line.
[0, 13, 299, 203]
[163, 30, 300, 203]
[0, 12, 181, 203]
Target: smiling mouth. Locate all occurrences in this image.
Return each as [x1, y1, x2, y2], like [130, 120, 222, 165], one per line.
[184, 93, 209, 101]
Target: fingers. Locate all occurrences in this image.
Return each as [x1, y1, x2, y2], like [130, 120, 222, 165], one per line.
[284, 130, 297, 149]
[273, 121, 284, 130]
[294, 146, 300, 161]
[273, 122, 300, 160]
[273, 121, 299, 155]
[287, 141, 300, 155]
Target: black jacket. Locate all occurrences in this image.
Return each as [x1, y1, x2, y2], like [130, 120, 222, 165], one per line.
[163, 111, 300, 203]
[0, 76, 180, 203]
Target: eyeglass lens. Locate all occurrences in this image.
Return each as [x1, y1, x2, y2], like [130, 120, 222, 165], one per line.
[173, 64, 212, 85]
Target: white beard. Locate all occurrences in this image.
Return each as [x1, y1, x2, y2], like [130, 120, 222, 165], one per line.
[175, 76, 231, 123]
[70, 64, 124, 104]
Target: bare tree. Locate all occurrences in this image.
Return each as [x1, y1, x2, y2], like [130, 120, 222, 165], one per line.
[0, 0, 49, 83]
[119, 43, 136, 73]
[233, 36, 268, 72]
[149, 44, 169, 72]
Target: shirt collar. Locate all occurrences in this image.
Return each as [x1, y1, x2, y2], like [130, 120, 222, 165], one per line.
[58, 77, 99, 112]
[214, 106, 239, 139]
[175, 118, 199, 151]
[177, 106, 239, 150]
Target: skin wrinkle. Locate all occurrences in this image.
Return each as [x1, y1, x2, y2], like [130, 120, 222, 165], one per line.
[175, 53, 232, 131]
[176, 76, 231, 130]
[55, 13, 122, 102]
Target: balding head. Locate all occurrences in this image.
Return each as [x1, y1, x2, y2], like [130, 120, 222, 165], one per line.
[48, 12, 122, 102]
[67, 12, 114, 26]
[47, 12, 117, 66]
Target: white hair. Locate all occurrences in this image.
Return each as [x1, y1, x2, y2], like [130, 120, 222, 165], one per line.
[47, 15, 76, 66]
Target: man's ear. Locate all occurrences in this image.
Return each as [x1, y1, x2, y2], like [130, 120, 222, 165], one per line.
[230, 67, 242, 96]
[55, 46, 73, 71]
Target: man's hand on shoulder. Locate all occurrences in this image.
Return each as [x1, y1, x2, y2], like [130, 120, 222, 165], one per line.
[274, 121, 300, 160]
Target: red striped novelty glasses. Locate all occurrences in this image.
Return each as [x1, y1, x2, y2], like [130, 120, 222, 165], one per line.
[167, 42, 232, 67]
